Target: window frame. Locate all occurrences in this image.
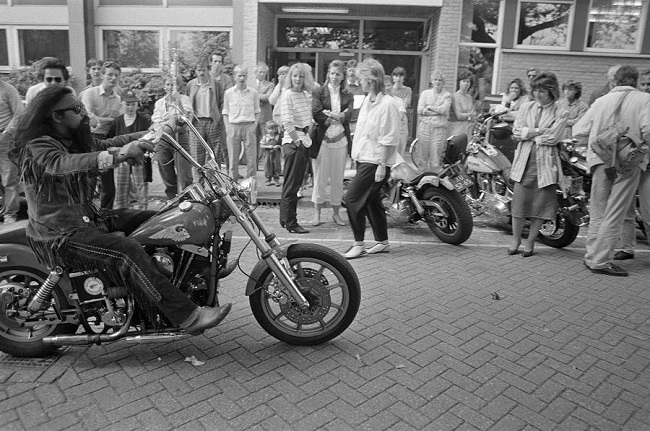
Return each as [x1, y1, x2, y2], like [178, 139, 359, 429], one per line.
[514, 0, 576, 51]
[97, 26, 163, 73]
[458, 0, 505, 97]
[583, 0, 649, 53]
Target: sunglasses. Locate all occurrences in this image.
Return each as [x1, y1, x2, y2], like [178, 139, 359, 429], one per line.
[45, 76, 64, 83]
[56, 104, 84, 115]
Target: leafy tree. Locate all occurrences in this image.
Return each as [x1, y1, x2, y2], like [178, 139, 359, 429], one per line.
[470, 0, 500, 43]
[105, 30, 159, 68]
[517, 3, 571, 45]
[170, 31, 230, 75]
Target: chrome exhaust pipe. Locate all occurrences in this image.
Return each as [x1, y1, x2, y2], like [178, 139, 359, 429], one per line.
[125, 332, 191, 343]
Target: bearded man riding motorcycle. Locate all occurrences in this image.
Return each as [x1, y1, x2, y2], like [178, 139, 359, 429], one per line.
[12, 86, 231, 335]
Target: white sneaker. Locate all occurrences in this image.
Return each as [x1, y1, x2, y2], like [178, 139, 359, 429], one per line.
[343, 244, 365, 259]
[366, 242, 390, 254]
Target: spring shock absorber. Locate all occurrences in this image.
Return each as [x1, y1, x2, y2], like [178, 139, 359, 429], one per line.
[28, 267, 64, 313]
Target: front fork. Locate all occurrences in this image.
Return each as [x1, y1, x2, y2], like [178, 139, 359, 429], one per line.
[222, 194, 310, 309]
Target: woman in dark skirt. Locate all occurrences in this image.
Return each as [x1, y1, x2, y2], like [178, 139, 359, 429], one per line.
[508, 72, 568, 257]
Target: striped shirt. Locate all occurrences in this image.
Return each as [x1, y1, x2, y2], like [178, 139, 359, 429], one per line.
[280, 89, 312, 136]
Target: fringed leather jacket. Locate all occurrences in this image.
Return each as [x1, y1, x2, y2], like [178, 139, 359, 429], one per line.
[19, 132, 145, 268]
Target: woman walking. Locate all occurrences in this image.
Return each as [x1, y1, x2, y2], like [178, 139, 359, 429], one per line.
[508, 72, 567, 257]
[309, 60, 353, 227]
[343, 59, 400, 259]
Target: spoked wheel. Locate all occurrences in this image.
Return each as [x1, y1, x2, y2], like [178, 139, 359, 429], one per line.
[249, 244, 360, 345]
[420, 186, 473, 245]
[0, 267, 77, 357]
[538, 214, 580, 248]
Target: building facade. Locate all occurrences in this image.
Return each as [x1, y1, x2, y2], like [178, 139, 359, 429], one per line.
[1, 0, 649, 107]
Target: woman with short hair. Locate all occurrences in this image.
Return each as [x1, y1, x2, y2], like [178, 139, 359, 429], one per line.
[416, 70, 452, 169]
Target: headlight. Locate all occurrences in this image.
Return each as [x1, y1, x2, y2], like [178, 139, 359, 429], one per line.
[237, 177, 257, 205]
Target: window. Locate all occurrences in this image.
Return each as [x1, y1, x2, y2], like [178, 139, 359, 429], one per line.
[363, 20, 426, 51]
[517, 1, 573, 48]
[460, 0, 501, 44]
[169, 30, 229, 71]
[277, 19, 359, 49]
[459, 0, 502, 96]
[0, 29, 7, 66]
[103, 30, 159, 69]
[586, 0, 646, 51]
[18, 29, 70, 65]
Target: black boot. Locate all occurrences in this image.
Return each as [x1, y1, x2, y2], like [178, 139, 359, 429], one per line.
[182, 304, 232, 335]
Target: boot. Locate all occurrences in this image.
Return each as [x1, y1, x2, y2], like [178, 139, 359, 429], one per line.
[182, 304, 232, 335]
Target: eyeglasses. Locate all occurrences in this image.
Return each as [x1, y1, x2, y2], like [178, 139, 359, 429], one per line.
[56, 104, 84, 115]
[45, 77, 63, 83]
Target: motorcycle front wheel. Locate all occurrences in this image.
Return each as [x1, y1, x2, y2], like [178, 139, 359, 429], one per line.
[420, 186, 474, 245]
[538, 214, 580, 248]
[0, 267, 78, 357]
[249, 243, 360, 346]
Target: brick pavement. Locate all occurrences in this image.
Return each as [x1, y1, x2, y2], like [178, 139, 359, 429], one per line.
[1, 166, 650, 430]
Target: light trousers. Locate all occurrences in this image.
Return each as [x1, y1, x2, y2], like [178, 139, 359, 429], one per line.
[226, 122, 257, 180]
[585, 164, 641, 269]
[311, 145, 347, 206]
[619, 169, 650, 253]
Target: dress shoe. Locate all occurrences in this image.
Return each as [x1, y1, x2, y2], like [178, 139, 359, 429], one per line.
[366, 242, 390, 254]
[507, 248, 520, 256]
[183, 304, 232, 335]
[344, 244, 365, 259]
[613, 251, 634, 260]
[287, 224, 310, 234]
[522, 249, 535, 258]
[589, 263, 628, 277]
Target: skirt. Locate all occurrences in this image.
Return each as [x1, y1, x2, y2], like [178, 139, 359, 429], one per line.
[511, 146, 557, 220]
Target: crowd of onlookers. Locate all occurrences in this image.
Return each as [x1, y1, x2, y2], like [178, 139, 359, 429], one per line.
[1, 55, 650, 273]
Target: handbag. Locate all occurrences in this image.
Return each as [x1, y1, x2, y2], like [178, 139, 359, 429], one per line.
[591, 93, 630, 165]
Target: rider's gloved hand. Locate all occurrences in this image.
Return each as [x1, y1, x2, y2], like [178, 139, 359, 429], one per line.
[116, 140, 154, 165]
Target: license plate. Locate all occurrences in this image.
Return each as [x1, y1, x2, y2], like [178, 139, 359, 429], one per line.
[449, 172, 474, 192]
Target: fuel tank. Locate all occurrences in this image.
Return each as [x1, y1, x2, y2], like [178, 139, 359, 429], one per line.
[466, 151, 501, 174]
[129, 203, 215, 246]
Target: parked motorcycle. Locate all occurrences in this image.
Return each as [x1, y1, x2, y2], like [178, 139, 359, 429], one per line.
[435, 115, 588, 248]
[343, 145, 474, 245]
[0, 114, 361, 358]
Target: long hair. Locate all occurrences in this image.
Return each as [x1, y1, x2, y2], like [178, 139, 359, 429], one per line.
[282, 62, 315, 92]
[15, 86, 73, 148]
[325, 60, 348, 90]
[508, 78, 527, 98]
[357, 58, 386, 94]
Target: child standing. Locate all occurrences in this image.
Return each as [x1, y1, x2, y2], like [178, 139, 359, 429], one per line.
[108, 90, 151, 209]
[260, 121, 282, 186]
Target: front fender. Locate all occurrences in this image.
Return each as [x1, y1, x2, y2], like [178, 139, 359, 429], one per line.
[0, 243, 75, 305]
[245, 242, 298, 296]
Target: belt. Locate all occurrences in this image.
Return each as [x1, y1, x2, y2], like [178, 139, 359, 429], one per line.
[197, 117, 213, 121]
[324, 131, 346, 144]
[297, 126, 309, 133]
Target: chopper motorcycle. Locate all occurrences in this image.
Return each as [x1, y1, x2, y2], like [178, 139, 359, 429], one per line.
[343, 146, 474, 245]
[434, 114, 588, 248]
[0, 114, 361, 358]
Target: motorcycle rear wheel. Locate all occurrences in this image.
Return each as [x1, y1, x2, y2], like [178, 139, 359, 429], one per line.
[538, 214, 580, 248]
[0, 267, 78, 357]
[249, 243, 360, 346]
[420, 186, 473, 245]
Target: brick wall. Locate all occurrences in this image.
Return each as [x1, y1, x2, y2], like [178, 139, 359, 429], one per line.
[430, 2, 462, 88]
[498, 52, 650, 102]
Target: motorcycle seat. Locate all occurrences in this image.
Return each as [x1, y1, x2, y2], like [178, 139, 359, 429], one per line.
[0, 225, 29, 246]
